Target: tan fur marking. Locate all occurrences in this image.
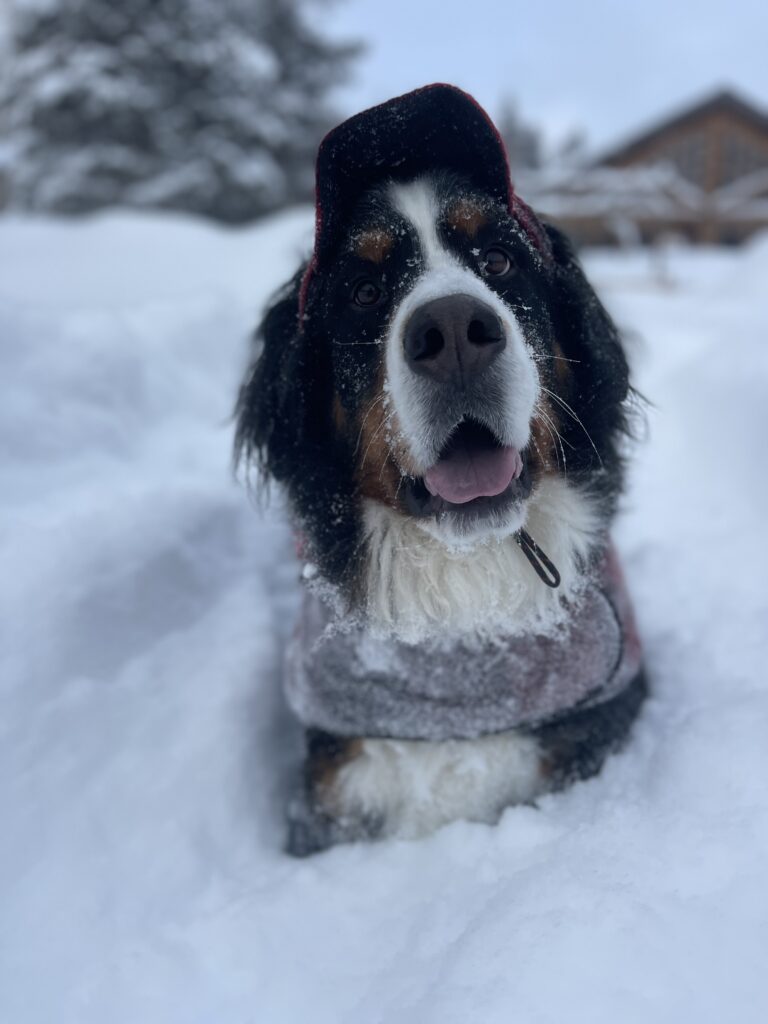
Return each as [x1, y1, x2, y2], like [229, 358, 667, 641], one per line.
[308, 737, 363, 795]
[352, 364, 418, 508]
[354, 229, 395, 265]
[552, 341, 573, 393]
[530, 394, 563, 474]
[356, 389, 401, 505]
[446, 199, 488, 238]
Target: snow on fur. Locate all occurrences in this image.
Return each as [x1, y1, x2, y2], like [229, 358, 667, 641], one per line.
[1, 211, 768, 1023]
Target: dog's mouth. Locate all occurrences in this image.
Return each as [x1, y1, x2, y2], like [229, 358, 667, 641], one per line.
[403, 419, 533, 520]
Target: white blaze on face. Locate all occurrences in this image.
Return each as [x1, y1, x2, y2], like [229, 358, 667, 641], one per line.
[384, 179, 540, 473]
[389, 178, 452, 270]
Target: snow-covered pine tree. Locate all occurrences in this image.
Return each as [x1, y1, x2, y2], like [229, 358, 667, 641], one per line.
[497, 99, 542, 173]
[0, 0, 358, 221]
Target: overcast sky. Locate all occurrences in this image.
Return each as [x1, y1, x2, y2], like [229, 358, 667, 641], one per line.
[324, 0, 768, 155]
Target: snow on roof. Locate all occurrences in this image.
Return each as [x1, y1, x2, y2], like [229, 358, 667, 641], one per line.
[521, 161, 768, 223]
[595, 87, 768, 167]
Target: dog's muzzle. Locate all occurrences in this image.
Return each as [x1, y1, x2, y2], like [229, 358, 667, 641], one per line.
[399, 293, 528, 516]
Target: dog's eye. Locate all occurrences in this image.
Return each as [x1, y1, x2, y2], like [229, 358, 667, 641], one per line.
[351, 279, 383, 308]
[481, 247, 514, 277]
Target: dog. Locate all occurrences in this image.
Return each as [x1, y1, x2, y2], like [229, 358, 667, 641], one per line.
[235, 85, 646, 855]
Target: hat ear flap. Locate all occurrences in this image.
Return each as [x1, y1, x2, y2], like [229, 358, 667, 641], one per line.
[235, 267, 328, 486]
[235, 270, 361, 587]
[545, 223, 629, 411]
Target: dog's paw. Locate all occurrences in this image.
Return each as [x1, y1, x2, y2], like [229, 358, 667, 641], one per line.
[285, 793, 383, 856]
[285, 797, 337, 857]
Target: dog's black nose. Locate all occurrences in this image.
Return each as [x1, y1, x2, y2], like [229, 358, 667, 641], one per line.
[403, 294, 505, 386]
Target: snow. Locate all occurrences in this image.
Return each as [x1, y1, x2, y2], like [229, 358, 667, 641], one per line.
[519, 163, 768, 231]
[2, 210, 768, 1023]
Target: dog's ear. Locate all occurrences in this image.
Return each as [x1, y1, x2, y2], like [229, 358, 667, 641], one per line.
[544, 223, 629, 412]
[234, 267, 361, 586]
[235, 265, 331, 487]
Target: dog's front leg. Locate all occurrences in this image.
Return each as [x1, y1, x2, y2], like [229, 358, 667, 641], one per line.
[286, 730, 382, 856]
[287, 729, 547, 853]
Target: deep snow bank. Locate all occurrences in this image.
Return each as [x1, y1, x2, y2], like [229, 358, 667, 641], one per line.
[1, 212, 767, 1024]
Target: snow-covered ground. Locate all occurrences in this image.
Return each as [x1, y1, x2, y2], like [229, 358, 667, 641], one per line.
[2, 211, 767, 1023]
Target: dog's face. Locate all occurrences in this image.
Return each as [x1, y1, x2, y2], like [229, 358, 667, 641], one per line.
[311, 173, 559, 544]
[237, 170, 630, 602]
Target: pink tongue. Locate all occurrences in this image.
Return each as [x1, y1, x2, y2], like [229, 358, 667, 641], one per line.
[424, 445, 523, 504]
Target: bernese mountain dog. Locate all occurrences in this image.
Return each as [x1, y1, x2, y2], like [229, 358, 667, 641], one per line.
[235, 84, 646, 855]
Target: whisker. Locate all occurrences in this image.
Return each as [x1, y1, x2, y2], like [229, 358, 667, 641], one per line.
[537, 403, 576, 452]
[379, 445, 397, 484]
[331, 339, 383, 347]
[540, 386, 603, 466]
[531, 436, 548, 466]
[353, 393, 386, 456]
[532, 403, 560, 469]
[535, 394, 576, 471]
[360, 411, 393, 471]
[536, 409, 567, 473]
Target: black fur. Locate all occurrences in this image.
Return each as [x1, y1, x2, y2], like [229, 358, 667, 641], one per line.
[531, 670, 648, 787]
[539, 222, 632, 526]
[234, 266, 363, 589]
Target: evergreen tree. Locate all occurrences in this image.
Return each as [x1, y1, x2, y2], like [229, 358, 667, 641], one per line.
[497, 99, 542, 173]
[0, 0, 359, 221]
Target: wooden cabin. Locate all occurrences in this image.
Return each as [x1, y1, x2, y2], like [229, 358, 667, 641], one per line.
[526, 89, 768, 246]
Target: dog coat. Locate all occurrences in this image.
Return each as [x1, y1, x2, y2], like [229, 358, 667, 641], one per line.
[285, 544, 642, 741]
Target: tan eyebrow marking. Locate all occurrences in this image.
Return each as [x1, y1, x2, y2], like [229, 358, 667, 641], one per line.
[445, 199, 488, 238]
[353, 229, 395, 264]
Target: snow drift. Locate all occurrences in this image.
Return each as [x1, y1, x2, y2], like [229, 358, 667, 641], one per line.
[1, 211, 767, 1023]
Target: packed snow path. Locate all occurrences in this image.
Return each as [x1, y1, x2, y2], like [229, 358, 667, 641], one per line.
[1, 212, 767, 1023]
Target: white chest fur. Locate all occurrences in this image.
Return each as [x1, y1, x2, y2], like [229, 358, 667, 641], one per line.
[362, 476, 601, 644]
[323, 730, 546, 840]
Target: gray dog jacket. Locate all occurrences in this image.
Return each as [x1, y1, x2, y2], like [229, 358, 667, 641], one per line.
[284, 544, 642, 741]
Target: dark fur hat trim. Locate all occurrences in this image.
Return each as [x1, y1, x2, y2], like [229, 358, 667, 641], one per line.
[299, 84, 552, 320]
